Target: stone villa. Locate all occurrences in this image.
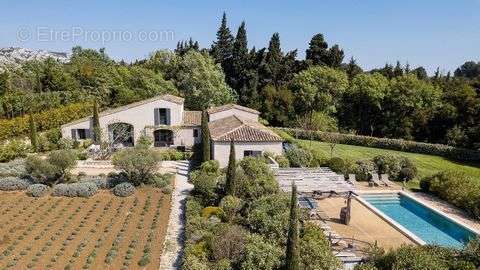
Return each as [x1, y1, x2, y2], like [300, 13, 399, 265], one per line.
[61, 94, 283, 166]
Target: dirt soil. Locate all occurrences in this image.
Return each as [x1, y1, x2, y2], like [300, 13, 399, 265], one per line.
[0, 187, 171, 270]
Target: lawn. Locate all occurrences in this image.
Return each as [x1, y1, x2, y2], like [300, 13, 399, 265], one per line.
[0, 187, 170, 270]
[297, 139, 480, 185]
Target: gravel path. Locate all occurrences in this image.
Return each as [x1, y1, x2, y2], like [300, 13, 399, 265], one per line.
[160, 160, 193, 270]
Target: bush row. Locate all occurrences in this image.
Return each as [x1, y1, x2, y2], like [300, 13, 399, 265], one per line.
[420, 171, 480, 220]
[285, 145, 417, 181]
[52, 182, 99, 197]
[0, 102, 92, 141]
[276, 128, 480, 162]
[0, 177, 32, 191]
[0, 158, 26, 176]
[0, 140, 30, 162]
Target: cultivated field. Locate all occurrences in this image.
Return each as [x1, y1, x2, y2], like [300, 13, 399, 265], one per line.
[0, 187, 170, 270]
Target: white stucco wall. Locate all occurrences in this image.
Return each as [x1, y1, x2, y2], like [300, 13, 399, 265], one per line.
[175, 127, 201, 146]
[61, 99, 185, 144]
[209, 108, 258, 122]
[212, 141, 283, 167]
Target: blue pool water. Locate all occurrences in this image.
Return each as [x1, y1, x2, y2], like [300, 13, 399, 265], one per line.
[362, 193, 477, 248]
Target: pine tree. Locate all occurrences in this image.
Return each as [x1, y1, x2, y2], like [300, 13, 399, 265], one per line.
[305, 33, 329, 66]
[92, 100, 101, 144]
[225, 140, 236, 196]
[345, 57, 363, 80]
[285, 183, 299, 270]
[211, 12, 234, 66]
[261, 32, 284, 88]
[327, 44, 344, 68]
[201, 110, 211, 162]
[29, 114, 38, 152]
[393, 61, 403, 77]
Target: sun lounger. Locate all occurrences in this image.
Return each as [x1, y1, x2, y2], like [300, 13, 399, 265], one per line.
[370, 173, 383, 186]
[380, 174, 394, 187]
[348, 174, 357, 186]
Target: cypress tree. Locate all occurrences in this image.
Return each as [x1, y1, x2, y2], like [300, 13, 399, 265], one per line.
[285, 183, 299, 270]
[92, 100, 101, 144]
[28, 114, 38, 152]
[231, 21, 249, 95]
[327, 44, 344, 68]
[393, 61, 403, 77]
[261, 32, 283, 88]
[225, 139, 236, 195]
[201, 110, 211, 162]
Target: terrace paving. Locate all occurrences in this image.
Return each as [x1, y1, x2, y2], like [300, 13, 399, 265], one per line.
[317, 197, 414, 250]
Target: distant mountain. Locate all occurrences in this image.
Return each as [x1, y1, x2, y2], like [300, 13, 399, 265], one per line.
[0, 47, 69, 70]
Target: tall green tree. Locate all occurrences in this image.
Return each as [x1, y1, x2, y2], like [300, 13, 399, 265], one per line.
[305, 34, 329, 66]
[92, 100, 101, 144]
[173, 51, 236, 110]
[231, 21, 249, 99]
[211, 12, 234, 69]
[28, 114, 38, 152]
[344, 57, 363, 80]
[393, 61, 404, 77]
[201, 110, 211, 162]
[326, 44, 344, 68]
[225, 140, 236, 196]
[285, 183, 299, 270]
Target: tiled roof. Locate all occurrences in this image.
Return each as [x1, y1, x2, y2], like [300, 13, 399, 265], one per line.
[182, 111, 201, 126]
[207, 104, 260, 115]
[62, 94, 184, 128]
[208, 115, 283, 142]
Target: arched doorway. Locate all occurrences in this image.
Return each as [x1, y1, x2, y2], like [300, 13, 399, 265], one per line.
[108, 122, 134, 147]
[154, 129, 173, 147]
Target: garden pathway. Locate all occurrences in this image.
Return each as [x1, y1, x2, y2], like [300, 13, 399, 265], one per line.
[159, 160, 192, 270]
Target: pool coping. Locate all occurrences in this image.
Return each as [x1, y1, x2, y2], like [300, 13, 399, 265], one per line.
[356, 191, 480, 247]
[355, 195, 426, 246]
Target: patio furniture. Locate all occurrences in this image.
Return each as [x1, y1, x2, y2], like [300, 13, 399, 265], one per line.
[348, 174, 357, 187]
[380, 174, 394, 187]
[370, 173, 383, 186]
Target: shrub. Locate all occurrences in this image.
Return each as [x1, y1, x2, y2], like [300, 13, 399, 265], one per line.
[0, 159, 26, 177]
[0, 140, 30, 162]
[241, 233, 283, 270]
[26, 150, 77, 185]
[112, 147, 160, 186]
[420, 171, 480, 219]
[274, 155, 290, 168]
[234, 157, 279, 200]
[201, 207, 224, 220]
[246, 194, 290, 241]
[27, 184, 49, 197]
[299, 223, 341, 269]
[285, 146, 312, 167]
[328, 157, 347, 174]
[0, 177, 32, 191]
[355, 160, 377, 181]
[220, 196, 242, 222]
[112, 182, 136, 197]
[275, 127, 480, 162]
[151, 173, 173, 188]
[52, 182, 98, 197]
[211, 224, 247, 264]
[87, 177, 111, 189]
[136, 134, 153, 149]
[373, 155, 417, 181]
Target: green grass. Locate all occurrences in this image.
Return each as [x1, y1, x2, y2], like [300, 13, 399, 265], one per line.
[297, 139, 480, 187]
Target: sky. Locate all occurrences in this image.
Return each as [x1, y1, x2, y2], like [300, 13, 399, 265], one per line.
[0, 0, 478, 74]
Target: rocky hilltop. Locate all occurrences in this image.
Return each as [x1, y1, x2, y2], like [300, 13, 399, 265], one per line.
[0, 47, 69, 70]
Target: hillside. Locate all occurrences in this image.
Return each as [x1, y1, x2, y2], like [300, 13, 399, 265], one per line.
[0, 47, 68, 70]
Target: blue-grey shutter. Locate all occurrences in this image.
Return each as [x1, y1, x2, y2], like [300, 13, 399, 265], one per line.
[86, 129, 91, 138]
[154, 108, 159, 125]
[166, 108, 171, 125]
[71, 129, 77, 140]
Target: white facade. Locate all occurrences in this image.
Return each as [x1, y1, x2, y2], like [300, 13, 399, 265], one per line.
[212, 141, 283, 167]
[61, 96, 199, 147]
[60, 94, 283, 166]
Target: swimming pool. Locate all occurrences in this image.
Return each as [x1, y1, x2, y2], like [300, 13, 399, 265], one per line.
[361, 193, 478, 248]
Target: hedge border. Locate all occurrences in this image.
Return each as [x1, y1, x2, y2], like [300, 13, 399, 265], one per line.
[274, 128, 480, 162]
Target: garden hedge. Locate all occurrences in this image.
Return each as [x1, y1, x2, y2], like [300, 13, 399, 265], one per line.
[0, 102, 92, 141]
[275, 128, 480, 162]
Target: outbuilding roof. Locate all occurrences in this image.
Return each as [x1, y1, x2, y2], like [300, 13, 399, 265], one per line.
[208, 115, 283, 142]
[207, 103, 260, 115]
[182, 111, 201, 126]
